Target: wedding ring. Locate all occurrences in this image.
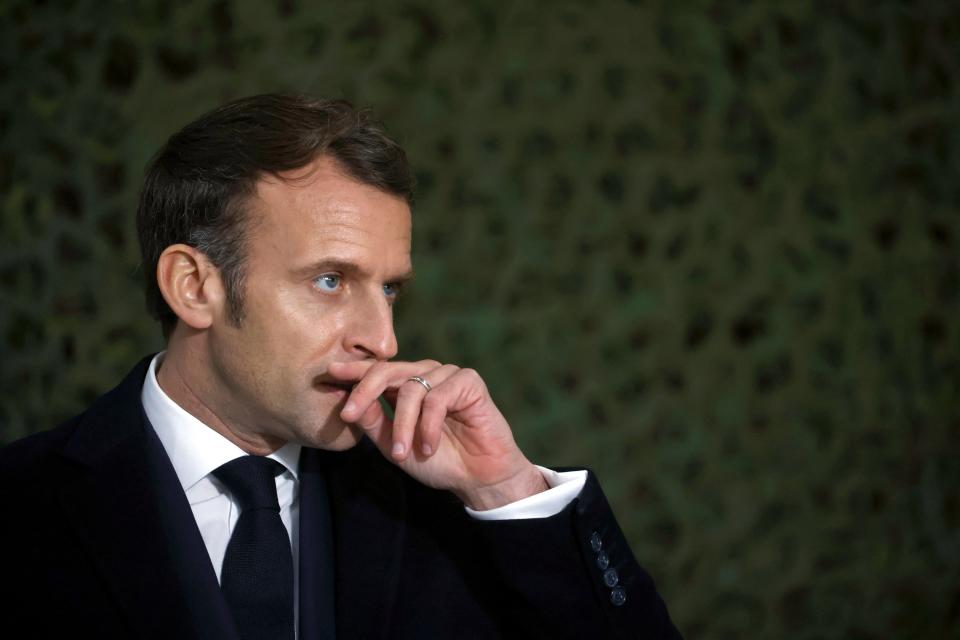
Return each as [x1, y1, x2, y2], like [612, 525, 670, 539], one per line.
[408, 376, 432, 392]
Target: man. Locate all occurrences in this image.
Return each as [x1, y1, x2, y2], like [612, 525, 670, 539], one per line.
[0, 94, 680, 639]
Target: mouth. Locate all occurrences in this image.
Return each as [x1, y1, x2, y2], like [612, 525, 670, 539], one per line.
[314, 379, 355, 394]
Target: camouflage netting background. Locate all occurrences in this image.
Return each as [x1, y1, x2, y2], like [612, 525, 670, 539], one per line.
[1, 0, 958, 637]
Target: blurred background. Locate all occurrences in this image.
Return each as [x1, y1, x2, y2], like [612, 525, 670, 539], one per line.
[1, 0, 958, 637]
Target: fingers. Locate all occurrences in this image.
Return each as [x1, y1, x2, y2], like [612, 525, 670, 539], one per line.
[337, 359, 440, 423]
[391, 364, 460, 458]
[325, 360, 376, 384]
[417, 367, 489, 453]
[417, 387, 449, 458]
[355, 398, 393, 454]
[331, 359, 491, 464]
[355, 395, 387, 432]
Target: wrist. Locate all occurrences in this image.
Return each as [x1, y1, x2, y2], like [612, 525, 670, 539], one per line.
[456, 463, 549, 511]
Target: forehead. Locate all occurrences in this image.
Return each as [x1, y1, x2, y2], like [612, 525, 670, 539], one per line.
[246, 156, 412, 269]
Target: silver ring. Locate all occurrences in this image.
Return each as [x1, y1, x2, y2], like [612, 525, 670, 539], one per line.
[408, 376, 432, 392]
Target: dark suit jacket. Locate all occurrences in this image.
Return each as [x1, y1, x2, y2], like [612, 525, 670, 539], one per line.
[0, 357, 680, 639]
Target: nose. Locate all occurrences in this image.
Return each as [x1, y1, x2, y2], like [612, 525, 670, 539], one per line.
[344, 290, 398, 360]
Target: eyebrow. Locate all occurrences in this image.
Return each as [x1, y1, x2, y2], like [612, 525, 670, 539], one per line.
[294, 259, 415, 284]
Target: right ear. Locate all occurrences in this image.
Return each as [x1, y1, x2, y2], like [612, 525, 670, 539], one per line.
[156, 244, 226, 331]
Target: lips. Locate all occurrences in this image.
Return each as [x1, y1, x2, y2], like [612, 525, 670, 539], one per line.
[314, 379, 354, 393]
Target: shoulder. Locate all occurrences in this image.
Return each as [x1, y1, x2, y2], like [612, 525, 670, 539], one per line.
[0, 415, 87, 529]
[0, 355, 155, 484]
[0, 414, 82, 479]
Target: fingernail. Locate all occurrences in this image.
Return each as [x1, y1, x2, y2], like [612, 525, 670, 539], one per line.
[422, 444, 432, 456]
[392, 442, 404, 457]
[343, 401, 355, 415]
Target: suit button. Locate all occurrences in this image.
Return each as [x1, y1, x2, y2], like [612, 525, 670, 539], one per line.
[603, 568, 619, 587]
[610, 587, 627, 607]
[596, 550, 609, 570]
[589, 531, 602, 552]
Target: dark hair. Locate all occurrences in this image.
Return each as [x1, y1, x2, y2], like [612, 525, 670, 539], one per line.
[136, 93, 415, 338]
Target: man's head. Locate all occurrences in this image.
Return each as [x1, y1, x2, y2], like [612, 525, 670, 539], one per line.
[137, 93, 415, 339]
[137, 94, 416, 452]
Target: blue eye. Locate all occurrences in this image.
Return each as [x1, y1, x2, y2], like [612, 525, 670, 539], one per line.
[383, 282, 402, 299]
[313, 274, 342, 292]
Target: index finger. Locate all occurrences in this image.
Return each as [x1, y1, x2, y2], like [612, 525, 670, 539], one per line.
[339, 360, 440, 422]
[326, 360, 377, 382]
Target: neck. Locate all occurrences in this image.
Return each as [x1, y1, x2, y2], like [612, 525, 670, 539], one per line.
[157, 335, 285, 455]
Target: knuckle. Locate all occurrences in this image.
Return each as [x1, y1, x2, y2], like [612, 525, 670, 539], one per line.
[363, 400, 382, 418]
[462, 368, 488, 392]
[422, 393, 444, 409]
[441, 364, 460, 376]
[353, 369, 381, 393]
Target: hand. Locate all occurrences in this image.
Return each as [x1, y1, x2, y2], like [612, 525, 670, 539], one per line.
[327, 359, 548, 510]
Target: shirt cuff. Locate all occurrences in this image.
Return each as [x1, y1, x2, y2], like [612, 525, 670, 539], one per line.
[464, 466, 588, 520]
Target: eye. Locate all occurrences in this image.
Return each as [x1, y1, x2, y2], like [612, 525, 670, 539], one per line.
[313, 273, 342, 293]
[383, 282, 403, 300]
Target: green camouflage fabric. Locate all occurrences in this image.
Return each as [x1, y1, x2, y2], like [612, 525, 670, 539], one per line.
[1, 1, 957, 637]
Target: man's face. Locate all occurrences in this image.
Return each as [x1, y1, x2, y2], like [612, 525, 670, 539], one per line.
[201, 156, 412, 450]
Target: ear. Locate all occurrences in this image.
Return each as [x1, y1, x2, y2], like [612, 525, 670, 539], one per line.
[156, 244, 225, 331]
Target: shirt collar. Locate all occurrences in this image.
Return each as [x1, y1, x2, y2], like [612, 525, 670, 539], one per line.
[141, 352, 301, 493]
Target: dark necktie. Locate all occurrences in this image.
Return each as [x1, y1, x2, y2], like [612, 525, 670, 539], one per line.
[213, 456, 295, 640]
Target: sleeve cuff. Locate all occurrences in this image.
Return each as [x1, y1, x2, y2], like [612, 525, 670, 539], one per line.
[464, 466, 588, 520]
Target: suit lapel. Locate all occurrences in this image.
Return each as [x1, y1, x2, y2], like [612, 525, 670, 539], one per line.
[323, 442, 407, 639]
[56, 357, 410, 639]
[57, 357, 236, 640]
[142, 411, 240, 640]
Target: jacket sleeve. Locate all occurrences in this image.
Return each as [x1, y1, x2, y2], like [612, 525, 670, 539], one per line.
[469, 470, 682, 639]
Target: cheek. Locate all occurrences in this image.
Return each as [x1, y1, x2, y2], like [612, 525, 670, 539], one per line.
[283, 304, 348, 365]
[265, 289, 327, 346]
[264, 283, 353, 366]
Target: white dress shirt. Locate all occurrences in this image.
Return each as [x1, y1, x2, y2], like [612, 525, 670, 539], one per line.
[140, 353, 587, 629]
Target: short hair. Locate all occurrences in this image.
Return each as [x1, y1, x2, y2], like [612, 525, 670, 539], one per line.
[136, 93, 415, 338]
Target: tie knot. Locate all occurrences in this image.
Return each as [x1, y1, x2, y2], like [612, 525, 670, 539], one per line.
[213, 456, 285, 512]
